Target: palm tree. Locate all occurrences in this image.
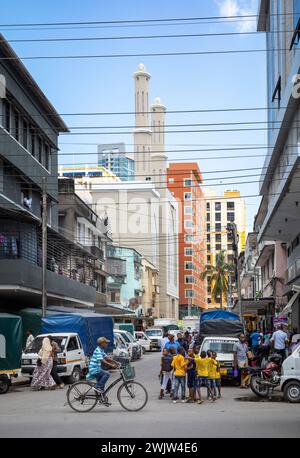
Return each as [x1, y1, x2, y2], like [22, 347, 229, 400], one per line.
[201, 250, 235, 309]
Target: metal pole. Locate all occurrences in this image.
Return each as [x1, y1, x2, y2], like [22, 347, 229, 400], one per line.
[228, 273, 232, 309]
[188, 297, 192, 317]
[42, 177, 47, 318]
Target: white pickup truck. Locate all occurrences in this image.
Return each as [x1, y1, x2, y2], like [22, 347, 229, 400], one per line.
[22, 333, 87, 384]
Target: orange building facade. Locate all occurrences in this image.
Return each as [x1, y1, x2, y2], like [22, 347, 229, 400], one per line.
[167, 163, 207, 319]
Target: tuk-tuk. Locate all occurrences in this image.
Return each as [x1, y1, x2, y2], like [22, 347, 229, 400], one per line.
[0, 313, 22, 394]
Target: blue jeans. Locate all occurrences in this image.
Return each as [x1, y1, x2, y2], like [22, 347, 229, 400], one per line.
[94, 369, 110, 391]
[173, 376, 186, 400]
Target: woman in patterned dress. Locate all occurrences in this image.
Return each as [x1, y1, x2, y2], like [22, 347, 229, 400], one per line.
[31, 337, 56, 390]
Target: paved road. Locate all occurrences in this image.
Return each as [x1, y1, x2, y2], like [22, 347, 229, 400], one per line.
[1, 352, 300, 438]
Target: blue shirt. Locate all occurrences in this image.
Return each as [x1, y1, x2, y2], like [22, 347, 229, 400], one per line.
[251, 332, 261, 347]
[164, 341, 180, 354]
[88, 347, 107, 375]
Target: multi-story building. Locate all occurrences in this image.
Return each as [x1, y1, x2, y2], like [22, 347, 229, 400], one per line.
[0, 34, 98, 309]
[257, 1, 300, 328]
[205, 189, 246, 308]
[98, 143, 135, 181]
[58, 177, 111, 309]
[167, 163, 207, 319]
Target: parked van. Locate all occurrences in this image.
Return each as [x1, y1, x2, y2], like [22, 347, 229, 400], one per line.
[22, 332, 87, 384]
[145, 328, 163, 350]
[280, 343, 300, 403]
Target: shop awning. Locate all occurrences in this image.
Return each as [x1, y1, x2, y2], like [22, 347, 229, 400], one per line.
[279, 291, 300, 317]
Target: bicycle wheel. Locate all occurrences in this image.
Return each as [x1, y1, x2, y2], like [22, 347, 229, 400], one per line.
[117, 381, 148, 412]
[67, 381, 98, 413]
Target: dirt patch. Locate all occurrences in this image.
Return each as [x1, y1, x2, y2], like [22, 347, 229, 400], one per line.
[235, 395, 283, 403]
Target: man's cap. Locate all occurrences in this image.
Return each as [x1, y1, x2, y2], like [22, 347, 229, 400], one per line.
[97, 337, 110, 344]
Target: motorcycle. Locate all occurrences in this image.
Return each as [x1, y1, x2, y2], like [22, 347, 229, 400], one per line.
[248, 353, 282, 398]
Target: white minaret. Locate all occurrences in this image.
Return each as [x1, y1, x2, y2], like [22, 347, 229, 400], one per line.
[151, 96, 167, 187]
[133, 63, 152, 180]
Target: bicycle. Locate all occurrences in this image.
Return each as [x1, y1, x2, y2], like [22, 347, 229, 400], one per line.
[66, 363, 148, 413]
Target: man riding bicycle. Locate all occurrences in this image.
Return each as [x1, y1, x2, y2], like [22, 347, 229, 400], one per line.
[87, 337, 118, 393]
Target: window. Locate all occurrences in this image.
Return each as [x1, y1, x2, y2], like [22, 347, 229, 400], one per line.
[168, 177, 174, 183]
[207, 286, 211, 294]
[207, 224, 211, 232]
[38, 137, 43, 164]
[185, 276, 195, 284]
[207, 213, 210, 222]
[185, 234, 194, 243]
[227, 202, 235, 210]
[207, 244, 211, 252]
[215, 223, 222, 232]
[227, 244, 233, 251]
[185, 290, 195, 298]
[216, 243, 222, 251]
[184, 192, 192, 200]
[14, 110, 19, 141]
[228, 254, 234, 263]
[30, 127, 35, 157]
[207, 276, 211, 285]
[184, 178, 192, 187]
[207, 234, 211, 242]
[215, 202, 221, 211]
[215, 213, 221, 222]
[67, 337, 79, 351]
[184, 220, 194, 229]
[206, 203, 210, 211]
[185, 248, 194, 256]
[44, 144, 50, 170]
[3, 100, 10, 131]
[227, 212, 235, 222]
[23, 120, 28, 149]
[184, 206, 193, 215]
[216, 233, 222, 242]
[207, 298, 211, 304]
[185, 262, 195, 270]
[207, 255, 211, 264]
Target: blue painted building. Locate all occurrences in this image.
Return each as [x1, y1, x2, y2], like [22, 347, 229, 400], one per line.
[98, 143, 135, 181]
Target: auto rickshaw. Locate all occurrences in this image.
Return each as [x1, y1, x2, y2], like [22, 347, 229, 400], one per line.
[0, 313, 22, 394]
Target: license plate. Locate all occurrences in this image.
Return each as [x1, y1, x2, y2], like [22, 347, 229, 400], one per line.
[220, 368, 227, 375]
[22, 359, 31, 365]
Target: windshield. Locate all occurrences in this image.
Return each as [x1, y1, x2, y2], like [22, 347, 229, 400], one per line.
[145, 330, 162, 337]
[116, 332, 131, 343]
[202, 340, 236, 354]
[24, 336, 67, 354]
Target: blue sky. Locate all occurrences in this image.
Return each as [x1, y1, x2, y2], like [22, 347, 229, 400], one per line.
[1, 0, 266, 230]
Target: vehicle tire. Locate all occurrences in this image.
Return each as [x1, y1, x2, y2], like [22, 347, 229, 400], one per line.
[0, 376, 10, 395]
[117, 381, 148, 411]
[284, 381, 300, 403]
[67, 367, 81, 384]
[250, 374, 270, 398]
[67, 381, 98, 412]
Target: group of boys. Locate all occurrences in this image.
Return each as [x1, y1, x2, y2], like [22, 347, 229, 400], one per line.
[159, 345, 222, 404]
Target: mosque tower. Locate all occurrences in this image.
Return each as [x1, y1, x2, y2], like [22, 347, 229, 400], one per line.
[151, 96, 167, 187]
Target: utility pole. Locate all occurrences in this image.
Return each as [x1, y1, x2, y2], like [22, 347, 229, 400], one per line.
[228, 273, 232, 309]
[227, 223, 242, 320]
[42, 177, 47, 318]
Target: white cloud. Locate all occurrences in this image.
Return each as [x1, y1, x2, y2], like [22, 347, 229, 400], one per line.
[215, 0, 259, 33]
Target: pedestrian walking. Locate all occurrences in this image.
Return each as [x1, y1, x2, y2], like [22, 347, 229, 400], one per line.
[48, 336, 64, 389]
[31, 337, 56, 391]
[208, 352, 218, 401]
[270, 324, 289, 361]
[159, 332, 169, 352]
[215, 357, 222, 398]
[25, 330, 34, 349]
[171, 346, 187, 403]
[195, 350, 209, 404]
[186, 349, 196, 402]
[233, 334, 249, 389]
[158, 348, 174, 400]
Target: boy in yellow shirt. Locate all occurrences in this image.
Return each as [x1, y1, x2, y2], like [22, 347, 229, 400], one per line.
[208, 351, 218, 401]
[215, 354, 222, 398]
[195, 350, 209, 404]
[171, 346, 187, 403]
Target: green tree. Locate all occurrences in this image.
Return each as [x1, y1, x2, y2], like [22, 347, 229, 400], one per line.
[201, 250, 235, 309]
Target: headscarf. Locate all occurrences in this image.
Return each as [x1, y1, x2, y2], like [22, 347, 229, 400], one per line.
[38, 337, 53, 364]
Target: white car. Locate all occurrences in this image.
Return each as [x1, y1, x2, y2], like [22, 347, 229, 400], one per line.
[134, 331, 151, 352]
[114, 330, 142, 360]
[145, 328, 163, 350]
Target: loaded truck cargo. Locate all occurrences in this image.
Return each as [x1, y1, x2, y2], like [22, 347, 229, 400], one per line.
[41, 313, 114, 356]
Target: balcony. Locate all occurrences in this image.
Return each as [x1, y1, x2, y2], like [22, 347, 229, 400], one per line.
[86, 245, 104, 261]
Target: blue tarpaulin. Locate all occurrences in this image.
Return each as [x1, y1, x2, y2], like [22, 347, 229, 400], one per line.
[41, 313, 114, 356]
[200, 310, 240, 323]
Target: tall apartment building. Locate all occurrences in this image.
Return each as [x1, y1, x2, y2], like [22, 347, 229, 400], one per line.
[98, 143, 135, 181]
[257, 1, 300, 328]
[167, 163, 207, 319]
[205, 190, 246, 308]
